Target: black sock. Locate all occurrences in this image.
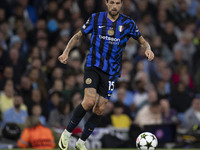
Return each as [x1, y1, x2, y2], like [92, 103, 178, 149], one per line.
[67, 104, 87, 132]
[81, 113, 102, 141]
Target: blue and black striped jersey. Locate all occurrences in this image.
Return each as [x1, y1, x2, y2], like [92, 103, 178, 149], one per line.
[81, 12, 141, 76]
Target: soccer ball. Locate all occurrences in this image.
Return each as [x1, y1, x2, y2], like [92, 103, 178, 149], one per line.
[136, 132, 158, 150]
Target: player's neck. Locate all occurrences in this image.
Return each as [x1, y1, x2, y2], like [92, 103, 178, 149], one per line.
[107, 12, 119, 22]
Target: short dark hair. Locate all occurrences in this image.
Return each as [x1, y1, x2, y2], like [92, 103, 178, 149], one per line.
[107, 0, 123, 2]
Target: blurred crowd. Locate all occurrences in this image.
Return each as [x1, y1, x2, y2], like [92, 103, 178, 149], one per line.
[0, 0, 200, 144]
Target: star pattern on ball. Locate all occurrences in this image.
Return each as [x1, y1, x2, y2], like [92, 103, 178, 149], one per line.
[137, 142, 142, 149]
[136, 132, 158, 150]
[145, 141, 152, 149]
[141, 134, 146, 138]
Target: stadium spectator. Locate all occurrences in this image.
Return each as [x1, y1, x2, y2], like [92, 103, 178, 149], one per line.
[0, 66, 13, 90]
[67, 51, 82, 73]
[70, 90, 83, 109]
[158, 67, 172, 98]
[20, 76, 32, 108]
[27, 19, 47, 47]
[79, 0, 100, 21]
[28, 67, 47, 99]
[17, 0, 37, 25]
[155, 9, 168, 33]
[161, 21, 178, 50]
[152, 35, 173, 63]
[184, 97, 200, 130]
[160, 99, 179, 124]
[110, 86, 132, 117]
[0, 30, 7, 50]
[27, 89, 47, 118]
[193, 28, 200, 73]
[134, 100, 162, 128]
[0, 83, 15, 114]
[76, 70, 84, 89]
[170, 48, 189, 73]
[172, 65, 194, 90]
[171, 81, 193, 113]
[27, 46, 41, 63]
[62, 72, 78, 101]
[48, 79, 64, 95]
[0, 47, 8, 76]
[173, 31, 196, 68]
[48, 101, 72, 128]
[173, 0, 191, 30]
[17, 116, 55, 149]
[15, 28, 29, 59]
[110, 101, 132, 128]
[140, 13, 157, 38]
[41, 0, 58, 21]
[3, 93, 28, 124]
[132, 80, 149, 111]
[37, 37, 48, 63]
[26, 58, 45, 76]
[48, 46, 60, 61]
[120, 59, 133, 82]
[31, 104, 46, 126]
[0, 8, 6, 23]
[8, 47, 26, 86]
[47, 91, 62, 114]
[8, 4, 33, 31]
[194, 68, 200, 93]
[110, 83, 134, 108]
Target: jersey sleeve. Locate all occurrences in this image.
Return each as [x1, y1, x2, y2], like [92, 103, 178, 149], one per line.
[17, 128, 30, 148]
[129, 20, 141, 40]
[81, 14, 95, 35]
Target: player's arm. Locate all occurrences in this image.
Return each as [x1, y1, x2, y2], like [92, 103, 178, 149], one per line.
[137, 36, 154, 61]
[58, 31, 83, 64]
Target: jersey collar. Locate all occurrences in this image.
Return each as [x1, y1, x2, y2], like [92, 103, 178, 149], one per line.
[105, 11, 121, 23]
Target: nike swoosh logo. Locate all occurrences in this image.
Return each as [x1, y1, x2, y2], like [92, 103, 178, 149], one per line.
[98, 26, 105, 28]
[71, 121, 76, 125]
[88, 128, 93, 132]
[61, 140, 66, 149]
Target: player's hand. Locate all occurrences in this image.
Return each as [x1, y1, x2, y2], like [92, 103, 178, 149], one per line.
[58, 53, 68, 64]
[145, 49, 154, 61]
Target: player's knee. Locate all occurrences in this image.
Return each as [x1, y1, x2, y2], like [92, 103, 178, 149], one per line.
[93, 105, 105, 115]
[82, 94, 96, 110]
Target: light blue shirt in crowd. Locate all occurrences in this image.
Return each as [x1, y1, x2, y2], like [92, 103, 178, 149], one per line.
[3, 107, 28, 124]
[39, 116, 47, 126]
[110, 89, 134, 106]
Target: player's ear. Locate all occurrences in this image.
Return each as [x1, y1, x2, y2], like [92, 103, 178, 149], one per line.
[120, 0, 123, 6]
[105, 0, 108, 5]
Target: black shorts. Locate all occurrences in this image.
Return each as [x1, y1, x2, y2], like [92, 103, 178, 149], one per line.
[83, 67, 118, 99]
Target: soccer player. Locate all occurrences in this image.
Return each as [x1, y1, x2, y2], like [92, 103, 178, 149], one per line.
[58, 0, 154, 150]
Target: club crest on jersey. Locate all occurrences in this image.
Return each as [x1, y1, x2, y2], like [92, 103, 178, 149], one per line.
[108, 27, 114, 36]
[118, 25, 123, 32]
[86, 78, 92, 84]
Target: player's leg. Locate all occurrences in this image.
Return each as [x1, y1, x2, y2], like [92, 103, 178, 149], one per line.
[75, 94, 106, 150]
[80, 95, 107, 139]
[59, 68, 99, 150]
[76, 70, 116, 150]
[59, 88, 97, 150]
[82, 73, 118, 137]
[66, 88, 97, 132]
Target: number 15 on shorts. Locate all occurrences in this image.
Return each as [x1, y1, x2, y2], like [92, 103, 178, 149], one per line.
[108, 81, 115, 97]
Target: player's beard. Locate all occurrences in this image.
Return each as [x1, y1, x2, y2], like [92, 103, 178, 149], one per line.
[108, 9, 119, 17]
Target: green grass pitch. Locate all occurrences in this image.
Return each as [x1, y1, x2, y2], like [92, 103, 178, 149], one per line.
[1, 148, 200, 150]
